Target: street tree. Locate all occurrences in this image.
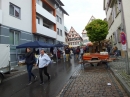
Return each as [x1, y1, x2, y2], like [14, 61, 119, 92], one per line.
[85, 19, 108, 51]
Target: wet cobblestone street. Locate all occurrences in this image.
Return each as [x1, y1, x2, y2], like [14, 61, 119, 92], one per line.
[59, 64, 128, 97]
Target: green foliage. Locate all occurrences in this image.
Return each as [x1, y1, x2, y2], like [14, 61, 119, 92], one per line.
[85, 19, 108, 42]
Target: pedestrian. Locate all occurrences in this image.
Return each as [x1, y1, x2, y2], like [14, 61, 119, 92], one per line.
[83, 46, 86, 53]
[73, 47, 76, 58]
[106, 42, 112, 55]
[112, 46, 120, 56]
[62, 48, 66, 62]
[25, 47, 37, 85]
[79, 46, 84, 60]
[50, 47, 54, 55]
[65, 46, 70, 61]
[57, 48, 61, 60]
[76, 46, 80, 59]
[37, 49, 51, 85]
[70, 49, 73, 59]
[86, 46, 89, 53]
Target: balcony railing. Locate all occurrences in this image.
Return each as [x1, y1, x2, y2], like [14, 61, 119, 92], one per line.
[37, 23, 56, 39]
[36, 4, 56, 24]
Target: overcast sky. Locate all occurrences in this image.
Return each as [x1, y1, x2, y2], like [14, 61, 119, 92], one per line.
[62, 0, 106, 35]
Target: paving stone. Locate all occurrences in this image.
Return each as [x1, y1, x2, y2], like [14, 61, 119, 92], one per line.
[60, 64, 128, 97]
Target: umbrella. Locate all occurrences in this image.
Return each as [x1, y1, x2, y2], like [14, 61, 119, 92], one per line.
[16, 41, 54, 48]
[54, 43, 64, 47]
[69, 45, 72, 48]
[86, 42, 93, 46]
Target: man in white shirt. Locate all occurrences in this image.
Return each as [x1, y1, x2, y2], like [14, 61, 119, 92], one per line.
[37, 49, 51, 85]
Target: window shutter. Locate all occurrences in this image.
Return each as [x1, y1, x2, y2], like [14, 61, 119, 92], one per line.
[114, 31, 117, 44]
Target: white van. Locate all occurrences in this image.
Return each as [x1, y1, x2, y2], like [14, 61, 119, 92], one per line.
[0, 44, 10, 84]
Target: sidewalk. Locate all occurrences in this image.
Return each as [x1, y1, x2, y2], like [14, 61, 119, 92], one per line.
[57, 64, 128, 97]
[109, 58, 130, 96]
[4, 65, 27, 81]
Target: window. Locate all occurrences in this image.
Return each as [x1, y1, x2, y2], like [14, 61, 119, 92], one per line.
[114, 0, 121, 17]
[117, 28, 121, 43]
[10, 30, 19, 45]
[56, 15, 59, 22]
[56, 15, 62, 24]
[57, 28, 59, 35]
[59, 18, 62, 24]
[36, 17, 40, 24]
[9, 3, 20, 18]
[60, 30, 62, 36]
[43, 24, 49, 28]
[34, 35, 39, 41]
[36, 0, 40, 4]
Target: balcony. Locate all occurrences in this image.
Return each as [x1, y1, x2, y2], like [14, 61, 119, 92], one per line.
[0, 10, 2, 24]
[36, 4, 56, 24]
[108, 0, 115, 8]
[37, 23, 56, 39]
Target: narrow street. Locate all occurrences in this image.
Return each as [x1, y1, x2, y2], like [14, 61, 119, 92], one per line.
[0, 57, 80, 97]
[0, 57, 129, 97]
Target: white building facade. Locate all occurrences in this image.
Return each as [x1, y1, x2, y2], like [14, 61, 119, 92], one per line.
[0, 0, 68, 66]
[82, 30, 89, 45]
[81, 16, 95, 45]
[103, 0, 130, 56]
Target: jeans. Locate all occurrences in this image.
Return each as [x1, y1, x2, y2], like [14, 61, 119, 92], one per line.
[39, 66, 50, 83]
[27, 65, 35, 82]
[63, 55, 66, 62]
[79, 53, 83, 60]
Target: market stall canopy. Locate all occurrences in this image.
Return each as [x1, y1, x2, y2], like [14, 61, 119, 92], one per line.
[16, 41, 54, 48]
[69, 45, 72, 48]
[101, 39, 110, 43]
[86, 42, 93, 46]
[63, 42, 68, 46]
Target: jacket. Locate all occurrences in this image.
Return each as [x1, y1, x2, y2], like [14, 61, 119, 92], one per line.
[65, 48, 70, 54]
[25, 52, 36, 65]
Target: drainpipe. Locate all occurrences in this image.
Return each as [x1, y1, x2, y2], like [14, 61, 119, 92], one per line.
[118, 0, 130, 74]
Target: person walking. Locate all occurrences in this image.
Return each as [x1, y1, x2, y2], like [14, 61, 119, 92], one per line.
[57, 48, 61, 60]
[76, 46, 80, 60]
[86, 46, 89, 53]
[25, 47, 37, 85]
[72, 47, 76, 58]
[65, 46, 70, 61]
[79, 47, 84, 60]
[62, 48, 66, 62]
[37, 49, 51, 85]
